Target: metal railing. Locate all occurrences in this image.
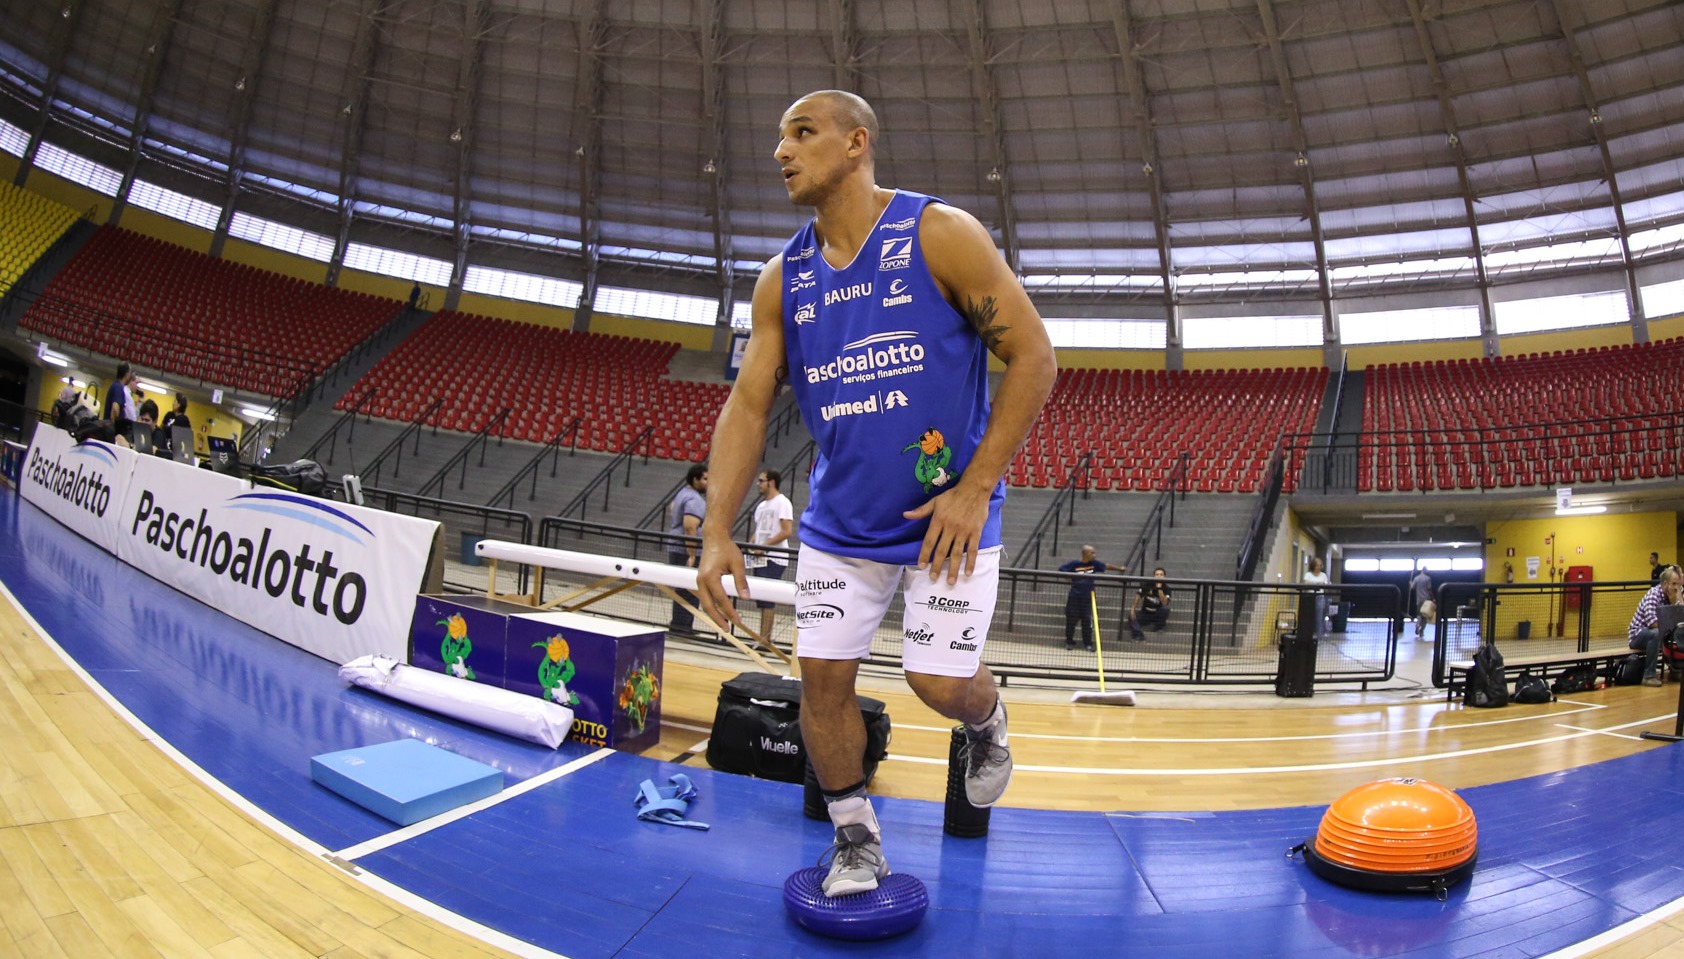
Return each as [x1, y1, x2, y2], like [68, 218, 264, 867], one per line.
[413, 407, 512, 500]
[358, 397, 446, 488]
[484, 414, 584, 511]
[300, 386, 378, 466]
[557, 426, 656, 522]
[1425, 577, 1658, 688]
[1013, 451, 1096, 571]
[1235, 441, 1287, 582]
[1117, 451, 1191, 580]
[1285, 408, 1684, 496]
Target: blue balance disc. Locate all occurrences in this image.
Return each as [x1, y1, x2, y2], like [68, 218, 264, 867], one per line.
[782, 867, 929, 941]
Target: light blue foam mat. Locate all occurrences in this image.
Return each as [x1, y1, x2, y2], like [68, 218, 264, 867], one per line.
[312, 738, 503, 825]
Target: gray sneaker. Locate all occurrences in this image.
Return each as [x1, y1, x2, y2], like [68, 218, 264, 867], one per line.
[819, 823, 889, 897]
[961, 711, 1013, 808]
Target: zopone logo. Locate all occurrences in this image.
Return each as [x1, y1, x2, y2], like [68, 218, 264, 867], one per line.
[879, 236, 913, 271]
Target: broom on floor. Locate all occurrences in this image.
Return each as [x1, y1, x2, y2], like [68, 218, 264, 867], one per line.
[1071, 592, 1135, 706]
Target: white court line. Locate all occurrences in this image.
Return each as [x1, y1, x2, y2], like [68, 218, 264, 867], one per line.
[1543, 893, 1684, 958]
[884, 713, 1676, 776]
[892, 700, 1609, 744]
[1556, 724, 1648, 742]
[334, 747, 614, 861]
[0, 580, 574, 959]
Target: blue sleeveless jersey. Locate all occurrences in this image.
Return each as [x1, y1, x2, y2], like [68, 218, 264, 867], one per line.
[780, 190, 1004, 564]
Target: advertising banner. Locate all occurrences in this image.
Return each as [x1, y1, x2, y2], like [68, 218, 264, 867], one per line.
[20, 427, 135, 555]
[112, 453, 439, 663]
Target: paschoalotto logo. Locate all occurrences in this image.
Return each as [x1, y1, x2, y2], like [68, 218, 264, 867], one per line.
[803, 330, 926, 385]
[130, 489, 375, 624]
[28, 443, 117, 518]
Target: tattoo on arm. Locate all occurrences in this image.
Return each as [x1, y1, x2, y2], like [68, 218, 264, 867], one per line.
[775, 364, 788, 387]
[962, 295, 1008, 351]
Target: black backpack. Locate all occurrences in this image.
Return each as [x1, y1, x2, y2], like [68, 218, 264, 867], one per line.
[1465, 641, 1509, 708]
[1511, 671, 1553, 704]
[1609, 653, 1645, 687]
[1552, 665, 1597, 694]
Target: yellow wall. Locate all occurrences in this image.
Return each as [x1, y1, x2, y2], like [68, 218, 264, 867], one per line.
[15, 165, 115, 223]
[117, 206, 212, 254]
[220, 236, 330, 286]
[1346, 339, 1487, 368]
[1648, 314, 1684, 343]
[453, 291, 575, 330]
[1484, 510, 1677, 585]
[1050, 350, 1165, 372]
[1498, 325, 1637, 358]
[1181, 347, 1323, 370]
[587, 313, 716, 350]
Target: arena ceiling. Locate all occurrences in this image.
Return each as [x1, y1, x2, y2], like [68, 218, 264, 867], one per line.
[2, 0, 1682, 330]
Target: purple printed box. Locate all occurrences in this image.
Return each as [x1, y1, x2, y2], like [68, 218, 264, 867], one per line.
[408, 595, 519, 686]
[505, 610, 665, 752]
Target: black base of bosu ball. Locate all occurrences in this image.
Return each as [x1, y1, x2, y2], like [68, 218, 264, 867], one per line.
[944, 726, 991, 838]
[783, 867, 929, 940]
[802, 729, 991, 838]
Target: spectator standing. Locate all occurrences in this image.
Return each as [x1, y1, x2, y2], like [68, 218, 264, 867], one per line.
[746, 469, 795, 645]
[1304, 557, 1331, 640]
[1058, 545, 1108, 651]
[1410, 568, 1435, 640]
[666, 463, 708, 632]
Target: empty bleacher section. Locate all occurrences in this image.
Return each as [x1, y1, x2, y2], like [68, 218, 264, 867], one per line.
[1022, 367, 1328, 493]
[1359, 339, 1684, 491]
[18, 226, 399, 398]
[338, 310, 729, 457]
[0, 181, 81, 292]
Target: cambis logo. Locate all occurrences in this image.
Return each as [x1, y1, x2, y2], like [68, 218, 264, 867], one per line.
[882, 277, 912, 308]
[27, 443, 117, 518]
[130, 489, 375, 624]
[879, 236, 913, 271]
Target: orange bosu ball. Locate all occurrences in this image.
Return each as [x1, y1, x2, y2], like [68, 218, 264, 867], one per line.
[1293, 778, 1478, 899]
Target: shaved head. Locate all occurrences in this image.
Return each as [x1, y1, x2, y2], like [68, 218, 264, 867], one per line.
[794, 90, 879, 149]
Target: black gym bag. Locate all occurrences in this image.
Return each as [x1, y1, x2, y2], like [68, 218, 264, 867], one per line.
[706, 671, 891, 784]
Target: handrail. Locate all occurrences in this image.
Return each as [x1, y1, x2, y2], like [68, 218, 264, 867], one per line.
[1234, 440, 1287, 582]
[300, 386, 378, 464]
[359, 397, 446, 488]
[556, 426, 656, 522]
[484, 414, 585, 511]
[1317, 349, 1349, 491]
[1012, 450, 1096, 571]
[413, 407, 513, 500]
[1118, 451, 1191, 578]
[764, 394, 803, 449]
[730, 438, 817, 540]
[1282, 405, 1684, 495]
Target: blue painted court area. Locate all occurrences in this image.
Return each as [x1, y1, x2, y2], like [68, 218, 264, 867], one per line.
[4, 490, 1683, 958]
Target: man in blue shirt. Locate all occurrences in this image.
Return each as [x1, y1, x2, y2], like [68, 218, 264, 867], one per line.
[666, 463, 708, 632]
[1059, 545, 1108, 651]
[695, 90, 1055, 898]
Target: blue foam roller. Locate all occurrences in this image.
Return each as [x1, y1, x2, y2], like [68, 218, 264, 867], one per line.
[782, 867, 928, 941]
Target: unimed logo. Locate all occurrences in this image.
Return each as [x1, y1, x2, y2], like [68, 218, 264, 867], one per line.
[130, 488, 372, 624]
[28, 445, 115, 518]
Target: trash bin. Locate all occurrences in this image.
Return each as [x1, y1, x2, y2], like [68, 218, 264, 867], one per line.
[461, 532, 485, 566]
[1330, 603, 1350, 633]
[1517, 620, 1531, 640]
[1276, 593, 1320, 698]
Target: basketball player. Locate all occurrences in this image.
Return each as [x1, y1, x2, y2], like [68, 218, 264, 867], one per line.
[696, 90, 1055, 896]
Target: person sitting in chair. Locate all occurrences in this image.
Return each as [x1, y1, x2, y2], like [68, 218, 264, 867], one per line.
[1629, 566, 1681, 688]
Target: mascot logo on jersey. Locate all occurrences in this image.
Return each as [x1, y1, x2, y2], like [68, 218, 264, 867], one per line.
[902, 427, 955, 493]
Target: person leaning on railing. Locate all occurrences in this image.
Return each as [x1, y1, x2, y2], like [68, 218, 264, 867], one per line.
[1628, 565, 1682, 687]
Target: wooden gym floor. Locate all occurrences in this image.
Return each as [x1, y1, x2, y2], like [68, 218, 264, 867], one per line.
[3, 492, 1684, 958]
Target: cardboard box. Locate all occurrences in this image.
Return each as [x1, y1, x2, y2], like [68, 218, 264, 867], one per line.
[505, 610, 665, 752]
[409, 595, 524, 685]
